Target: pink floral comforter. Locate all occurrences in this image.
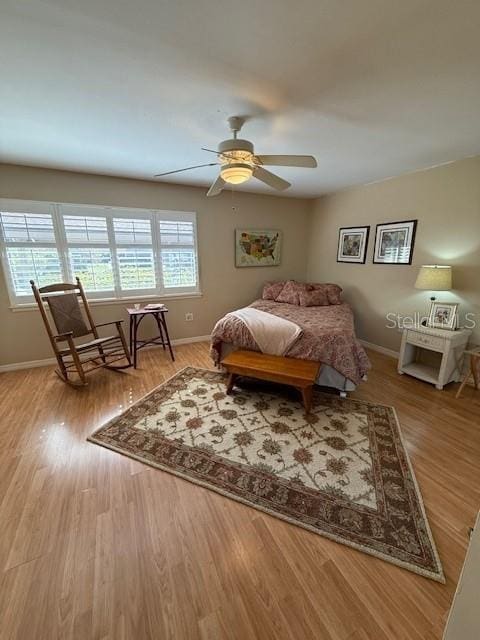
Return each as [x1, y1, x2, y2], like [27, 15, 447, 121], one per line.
[210, 300, 371, 385]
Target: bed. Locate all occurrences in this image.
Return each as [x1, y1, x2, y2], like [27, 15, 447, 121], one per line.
[210, 298, 371, 394]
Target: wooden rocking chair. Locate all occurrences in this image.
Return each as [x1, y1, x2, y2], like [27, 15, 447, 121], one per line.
[31, 277, 132, 386]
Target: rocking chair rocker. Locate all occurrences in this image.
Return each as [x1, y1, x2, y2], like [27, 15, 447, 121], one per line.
[31, 277, 132, 386]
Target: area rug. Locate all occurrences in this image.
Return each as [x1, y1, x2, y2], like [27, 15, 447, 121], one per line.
[88, 366, 444, 582]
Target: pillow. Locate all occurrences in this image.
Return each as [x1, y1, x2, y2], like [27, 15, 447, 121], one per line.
[276, 280, 307, 305]
[309, 282, 343, 305]
[326, 283, 343, 305]
[262, 281, 285, 300]
[298, 288, 329, 307]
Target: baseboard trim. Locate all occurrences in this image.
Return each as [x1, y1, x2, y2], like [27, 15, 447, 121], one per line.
[0, 335, 399, 372]
[0, 335, 212, 373]
[359, 339, 399, 359]
[171, 335, 211, 346]
[0, 356, 58, 372]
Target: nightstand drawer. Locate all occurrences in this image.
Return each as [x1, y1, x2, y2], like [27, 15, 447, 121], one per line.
[406, 330, 445, 352]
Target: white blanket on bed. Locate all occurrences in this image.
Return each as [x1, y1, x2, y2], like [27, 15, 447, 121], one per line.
[227, 307, 302, 356]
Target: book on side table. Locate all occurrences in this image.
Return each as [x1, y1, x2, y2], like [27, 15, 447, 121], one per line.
[144, 303, 167, 310]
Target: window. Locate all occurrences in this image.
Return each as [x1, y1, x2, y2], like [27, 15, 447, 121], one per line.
[113, 217, 155, 291]
[0, 199, 200, 305]
[158, 218, 197, 289]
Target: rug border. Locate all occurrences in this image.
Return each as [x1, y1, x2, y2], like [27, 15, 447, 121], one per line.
[388, 405, 445, 583]
[87, 365, 445, 583]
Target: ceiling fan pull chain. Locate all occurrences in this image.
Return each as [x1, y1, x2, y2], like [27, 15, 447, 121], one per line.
[230, 183, 238, 212]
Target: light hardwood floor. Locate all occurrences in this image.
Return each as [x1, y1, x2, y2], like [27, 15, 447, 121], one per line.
[0, 343, 479, 640]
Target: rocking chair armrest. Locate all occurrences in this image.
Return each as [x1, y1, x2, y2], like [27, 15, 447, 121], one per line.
[54, 331, 74, 341]
[94, 320, 124, 329]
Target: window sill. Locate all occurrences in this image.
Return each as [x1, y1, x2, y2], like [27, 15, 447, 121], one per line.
[10, 291, 203, 312]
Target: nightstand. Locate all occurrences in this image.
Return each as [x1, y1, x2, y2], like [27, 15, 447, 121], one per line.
[398, 325, 471, 389]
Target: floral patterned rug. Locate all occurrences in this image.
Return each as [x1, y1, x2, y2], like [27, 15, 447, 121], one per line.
[88, 367, 444, 582]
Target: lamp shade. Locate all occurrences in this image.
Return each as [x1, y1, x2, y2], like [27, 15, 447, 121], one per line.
[220, 163, 253, 185]
[414, 265, 452, 291]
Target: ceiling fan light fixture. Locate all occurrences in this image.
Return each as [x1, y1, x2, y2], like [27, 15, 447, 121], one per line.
[220, 162, 253, 184]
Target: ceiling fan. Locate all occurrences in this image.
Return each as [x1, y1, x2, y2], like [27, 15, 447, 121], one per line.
[154, 116, 317, 197]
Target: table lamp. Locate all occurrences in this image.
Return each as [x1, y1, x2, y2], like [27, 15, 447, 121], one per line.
[414, 265, 452, 300]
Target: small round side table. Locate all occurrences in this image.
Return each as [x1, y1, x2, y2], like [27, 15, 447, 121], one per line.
[127, 306, 175, 368]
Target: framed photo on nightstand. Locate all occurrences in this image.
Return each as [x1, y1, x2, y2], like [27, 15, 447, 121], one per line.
[428, 301, 458, 330]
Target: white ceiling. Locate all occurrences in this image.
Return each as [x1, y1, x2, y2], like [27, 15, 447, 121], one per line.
[1, 0, 480, 198]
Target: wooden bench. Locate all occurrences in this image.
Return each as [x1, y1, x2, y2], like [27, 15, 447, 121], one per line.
[221, 350, 321, 413]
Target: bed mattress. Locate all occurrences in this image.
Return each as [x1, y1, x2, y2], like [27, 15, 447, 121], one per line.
[210, 299, 370, 389]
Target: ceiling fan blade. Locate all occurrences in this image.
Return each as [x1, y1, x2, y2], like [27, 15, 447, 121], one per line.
[206, 175, 226, 197]
[154, 162, 218, 177]
[253, 166, 291, 191]
[255, 155, 317, 168]
[201, 147, 233, 160]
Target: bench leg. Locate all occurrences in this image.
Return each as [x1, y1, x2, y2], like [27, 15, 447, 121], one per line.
[226, 373, 237, 394]
[301, 385, 313, 414]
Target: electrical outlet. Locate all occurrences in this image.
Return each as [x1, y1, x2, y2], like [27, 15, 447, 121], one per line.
[185, 312, 193, 322]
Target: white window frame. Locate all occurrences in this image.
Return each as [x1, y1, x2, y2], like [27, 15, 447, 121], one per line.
[0, 198, 201, 308]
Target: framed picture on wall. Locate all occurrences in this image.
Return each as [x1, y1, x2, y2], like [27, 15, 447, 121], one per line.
[337, 226, 370, 263]
[373, 219, 417, 264]
[235, 229, 282, 267]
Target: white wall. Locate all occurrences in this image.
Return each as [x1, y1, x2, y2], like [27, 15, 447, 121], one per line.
[307, 156, 480, 351]
[2, 155, 479, 366]
[0, 164, 311, 365]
